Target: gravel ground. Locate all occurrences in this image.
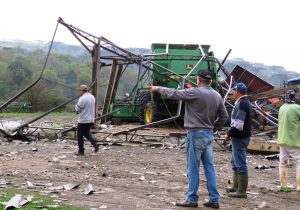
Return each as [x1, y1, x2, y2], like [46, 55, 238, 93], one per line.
[0, 116, 299, 209]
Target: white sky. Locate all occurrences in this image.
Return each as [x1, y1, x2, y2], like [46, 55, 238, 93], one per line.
[1, 0, 300, 73]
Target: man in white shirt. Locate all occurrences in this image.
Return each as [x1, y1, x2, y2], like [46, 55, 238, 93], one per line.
[75, 84, 99, 155]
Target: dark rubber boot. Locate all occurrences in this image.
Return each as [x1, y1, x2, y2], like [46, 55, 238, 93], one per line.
[226, 170, 238, 193]
[228, 174, 248, 198]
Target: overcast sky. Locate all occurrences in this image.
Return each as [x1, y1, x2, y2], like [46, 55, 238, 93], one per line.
[1, 0, 299, 73]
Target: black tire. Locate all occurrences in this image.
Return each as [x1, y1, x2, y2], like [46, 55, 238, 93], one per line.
[137, 90, 150, 124]
[144, 101, 158, 124]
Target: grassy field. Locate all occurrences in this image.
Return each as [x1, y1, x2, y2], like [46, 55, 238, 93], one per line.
[0, 188, 85, 210]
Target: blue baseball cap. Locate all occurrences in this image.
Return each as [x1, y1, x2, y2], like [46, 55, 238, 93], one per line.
[232, 82, 247, 93]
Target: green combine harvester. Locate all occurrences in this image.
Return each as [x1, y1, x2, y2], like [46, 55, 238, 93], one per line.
[109, 43, 219, 126]
[0, 19, 231, 138]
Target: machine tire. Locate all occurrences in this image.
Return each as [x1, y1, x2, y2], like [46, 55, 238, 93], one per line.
[144, 101, 158, 124]
[138, 90, 150, 124]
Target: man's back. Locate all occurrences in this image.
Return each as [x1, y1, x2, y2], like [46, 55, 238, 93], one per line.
[278, 103, 300, 147]
[157, 86, 228, 130]
[75, 92, 95, 123]
[183, 87, 228, 129]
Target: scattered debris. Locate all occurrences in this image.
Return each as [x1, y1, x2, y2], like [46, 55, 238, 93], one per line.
[31, 148, 38, 152]
[265, 154, 279, 160]
[0, 121, 23, 136]
[247, 191, 259, 195]
[0, 179, 11, 188]
[4, 194, 33, 210]
[100, 124, 108, 129]
[83, 183, 95, 195]
[0, 115, 299, 209]
[258, 201, 269, 209]
[255, 165, 277, 170]
[26, 181, 35, 188]
[63, 183, 80, 191]
[139, 176, 146, 181]
[47, 185, 64, 191]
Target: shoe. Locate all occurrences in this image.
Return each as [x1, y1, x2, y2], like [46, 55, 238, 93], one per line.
[203, 200, 219, 209]
[94, 144, 99, 153]
[175, 200, 198, 208]
[75, 152, 84, 156]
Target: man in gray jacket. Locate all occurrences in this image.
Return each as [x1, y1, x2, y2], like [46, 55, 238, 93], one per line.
[75, 84, 99, 155]
[149, 70, 228, 209]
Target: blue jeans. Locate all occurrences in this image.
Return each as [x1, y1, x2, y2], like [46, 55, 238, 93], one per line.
[77, 123, 97, 153]
[185, 129, 220, 203]
[231, 137, 251, 174]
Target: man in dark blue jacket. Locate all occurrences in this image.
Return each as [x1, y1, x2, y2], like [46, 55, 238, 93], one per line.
[224, 82, 252, 198]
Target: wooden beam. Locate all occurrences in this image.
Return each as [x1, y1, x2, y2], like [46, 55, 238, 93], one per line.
[101, 60, 118, 123]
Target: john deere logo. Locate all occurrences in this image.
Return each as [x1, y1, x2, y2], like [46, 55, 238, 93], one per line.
[186, 64, 193, 70]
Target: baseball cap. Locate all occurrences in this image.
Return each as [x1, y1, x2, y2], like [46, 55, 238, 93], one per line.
[232, 82, 247, 93]
[198, 70, 212, 80]
[79, 85, 88, 91]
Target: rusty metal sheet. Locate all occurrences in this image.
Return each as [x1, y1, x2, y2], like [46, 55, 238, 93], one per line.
[228, 65, 274, 94]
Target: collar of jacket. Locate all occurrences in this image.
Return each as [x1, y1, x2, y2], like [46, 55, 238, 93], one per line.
[234, 95, 248, 105]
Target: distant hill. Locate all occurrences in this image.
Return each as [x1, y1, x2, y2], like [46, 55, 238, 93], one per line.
[223, 58, 300, 87]
[1, 39, 299, 87]
[0, 40, 87, 56]
[0, 40, 151, 57]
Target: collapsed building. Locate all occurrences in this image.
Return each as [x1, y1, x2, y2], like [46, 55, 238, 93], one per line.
[0, 18, 300, 154]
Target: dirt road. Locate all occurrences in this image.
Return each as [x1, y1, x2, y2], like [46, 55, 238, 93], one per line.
[0, 116, 299, 209]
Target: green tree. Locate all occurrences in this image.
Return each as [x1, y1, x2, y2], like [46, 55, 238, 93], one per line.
[77, 70, 92, 85]
[7, 56, 32, 89]
[22, 83, 65, 112]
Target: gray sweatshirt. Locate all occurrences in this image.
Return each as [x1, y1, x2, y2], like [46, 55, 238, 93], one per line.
[157, 86, 228, 130]
[75, 92, 95, 123]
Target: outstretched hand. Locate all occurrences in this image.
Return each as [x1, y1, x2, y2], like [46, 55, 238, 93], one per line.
[224, 133, 231, 141]
[184, 82, 193, 89]
[148, 86, 158, 93]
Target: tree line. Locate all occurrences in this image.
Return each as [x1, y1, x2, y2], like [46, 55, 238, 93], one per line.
[0, 46, 137, 112]
[1, 42, 299, 112]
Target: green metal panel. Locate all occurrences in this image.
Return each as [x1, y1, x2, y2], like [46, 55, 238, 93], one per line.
[151, 43, 217, 89]
[109, 103, 140, 119]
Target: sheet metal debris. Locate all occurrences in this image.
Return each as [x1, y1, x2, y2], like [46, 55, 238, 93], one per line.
[63, 183, 80, 191]
[0, 121, 23, 136]
[83, 183, 95, 195]
[26, 181, 35, 188]
[255, 165, 277, 170]
[4, 194, 33, 210]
